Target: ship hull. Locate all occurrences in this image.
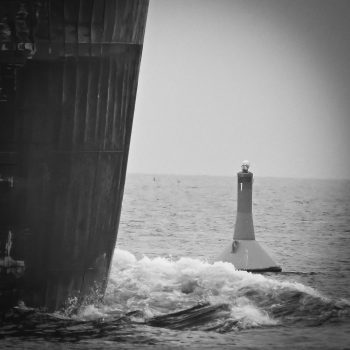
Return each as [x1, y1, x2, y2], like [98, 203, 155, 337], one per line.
[0, 0, 149, 311]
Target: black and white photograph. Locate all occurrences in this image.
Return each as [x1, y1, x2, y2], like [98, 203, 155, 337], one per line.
[0, 0, 349, 349]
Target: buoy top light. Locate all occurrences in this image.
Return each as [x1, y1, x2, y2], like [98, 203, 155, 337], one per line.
[241, 160, 250, 173]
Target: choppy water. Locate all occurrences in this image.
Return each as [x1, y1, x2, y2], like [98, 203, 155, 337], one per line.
[1, 174, 350, 349]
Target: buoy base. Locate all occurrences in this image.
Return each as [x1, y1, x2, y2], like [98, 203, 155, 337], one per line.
[217, 240, 281, 272]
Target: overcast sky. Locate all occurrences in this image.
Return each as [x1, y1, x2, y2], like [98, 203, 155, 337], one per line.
[128, 0, 350, 179]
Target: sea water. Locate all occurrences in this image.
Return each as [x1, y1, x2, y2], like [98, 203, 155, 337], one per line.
[1, 174, 350, 349]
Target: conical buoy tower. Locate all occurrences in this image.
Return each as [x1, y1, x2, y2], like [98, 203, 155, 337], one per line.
[217, 161, 281, 272]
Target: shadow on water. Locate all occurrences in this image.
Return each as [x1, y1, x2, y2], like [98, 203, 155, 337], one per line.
[1, 294, 349, 343]
[147, 302, 234, 331]
[0, 307, 139, 343]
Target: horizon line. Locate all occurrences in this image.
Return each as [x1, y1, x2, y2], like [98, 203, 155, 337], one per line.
[126, 171, 350, 182]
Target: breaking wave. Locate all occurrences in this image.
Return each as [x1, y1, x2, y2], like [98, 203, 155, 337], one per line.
[97, 249, 349, 332]
[1, 249, 349, 340]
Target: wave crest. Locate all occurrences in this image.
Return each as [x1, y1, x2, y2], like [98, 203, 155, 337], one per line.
[99, 249, 349, 331]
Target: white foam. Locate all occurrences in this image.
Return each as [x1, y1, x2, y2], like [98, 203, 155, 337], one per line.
[91, 249, 327, 328]
[231, 300, 278, 327]
[74, 304, 108, 320]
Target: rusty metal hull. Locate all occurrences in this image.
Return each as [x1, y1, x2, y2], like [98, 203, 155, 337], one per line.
[0, 0, 148, 311]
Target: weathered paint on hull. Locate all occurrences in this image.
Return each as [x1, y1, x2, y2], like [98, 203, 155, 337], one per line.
[0, 0, 149, 311]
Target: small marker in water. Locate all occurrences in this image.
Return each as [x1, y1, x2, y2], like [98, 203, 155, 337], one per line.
[217, 160, 281, 272]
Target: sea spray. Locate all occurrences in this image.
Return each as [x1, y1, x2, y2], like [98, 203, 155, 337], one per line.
[0, 249, 349, 343]
[100, 249, 349, 330]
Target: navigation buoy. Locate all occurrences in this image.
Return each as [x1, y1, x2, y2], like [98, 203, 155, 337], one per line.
[217, 161, 281, 272]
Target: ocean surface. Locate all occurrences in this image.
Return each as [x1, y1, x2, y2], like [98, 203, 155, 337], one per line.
[1, 174, 350, 349]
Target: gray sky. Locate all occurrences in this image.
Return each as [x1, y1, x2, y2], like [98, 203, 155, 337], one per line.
[129, 0, 350, 179]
